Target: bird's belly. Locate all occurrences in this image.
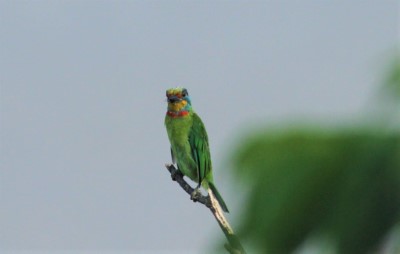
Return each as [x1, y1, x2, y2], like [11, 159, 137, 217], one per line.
[171, 142, 198, 182]
[166, 117, 198, 181]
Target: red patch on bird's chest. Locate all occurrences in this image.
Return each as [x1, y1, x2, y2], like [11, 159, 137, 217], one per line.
[166, 110, 189, 118]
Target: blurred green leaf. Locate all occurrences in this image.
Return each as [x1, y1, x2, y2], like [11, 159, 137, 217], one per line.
[232, 128, 400, 254]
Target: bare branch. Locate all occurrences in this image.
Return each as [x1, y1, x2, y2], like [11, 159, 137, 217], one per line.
[165, 164, 246, 254]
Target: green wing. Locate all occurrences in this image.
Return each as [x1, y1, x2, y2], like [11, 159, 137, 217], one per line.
[189, 113, 211, 186]
[189, 113, 230, 213]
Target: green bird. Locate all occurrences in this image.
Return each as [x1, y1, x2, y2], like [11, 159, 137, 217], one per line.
[164, 87, 229, 213]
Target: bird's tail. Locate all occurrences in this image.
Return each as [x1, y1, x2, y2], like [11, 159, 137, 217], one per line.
[208, 182, 229, 213]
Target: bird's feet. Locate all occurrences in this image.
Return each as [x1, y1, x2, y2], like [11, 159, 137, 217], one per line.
[190, 187, 202, 202]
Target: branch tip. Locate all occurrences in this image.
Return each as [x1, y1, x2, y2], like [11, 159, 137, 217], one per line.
[164, 163, 246, 254]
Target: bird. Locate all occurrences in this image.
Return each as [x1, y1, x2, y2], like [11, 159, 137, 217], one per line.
[164, 87, 229, 213]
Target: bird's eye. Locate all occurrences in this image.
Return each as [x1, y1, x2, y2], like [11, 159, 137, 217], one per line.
[182, 89, 188, 97]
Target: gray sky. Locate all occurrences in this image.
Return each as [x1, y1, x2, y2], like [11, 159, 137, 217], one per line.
[1, 1, 398, 253]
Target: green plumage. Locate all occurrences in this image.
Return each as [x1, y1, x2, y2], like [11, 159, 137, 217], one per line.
[165, 88, 229, 213]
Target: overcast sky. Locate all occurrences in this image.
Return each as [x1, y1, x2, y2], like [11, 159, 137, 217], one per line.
[1, 1, 399, 254]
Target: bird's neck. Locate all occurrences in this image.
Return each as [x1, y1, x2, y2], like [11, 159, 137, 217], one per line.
[167, 102, 192, 118]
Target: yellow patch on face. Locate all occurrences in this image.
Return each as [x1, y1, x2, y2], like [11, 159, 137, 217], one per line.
[168, 99, 187, 112]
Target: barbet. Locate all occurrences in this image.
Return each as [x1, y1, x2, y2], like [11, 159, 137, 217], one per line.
[164, 87, 229, 213]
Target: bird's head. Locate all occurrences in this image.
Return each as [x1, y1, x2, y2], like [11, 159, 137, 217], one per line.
[166, 87, 192, 113]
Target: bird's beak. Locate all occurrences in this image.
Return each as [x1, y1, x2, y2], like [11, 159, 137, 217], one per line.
[167, 96, 181, 103]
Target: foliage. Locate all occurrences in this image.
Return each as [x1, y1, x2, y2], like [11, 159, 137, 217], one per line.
[229, 57, 400, 253]
[232, 128, 399, 254]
